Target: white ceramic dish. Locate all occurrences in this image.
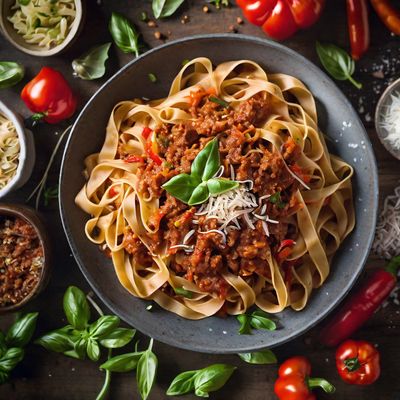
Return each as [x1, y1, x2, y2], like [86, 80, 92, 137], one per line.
[0, 0, 84, 57]
[375, 77, 400, 160]
[0, 100, 35, 199]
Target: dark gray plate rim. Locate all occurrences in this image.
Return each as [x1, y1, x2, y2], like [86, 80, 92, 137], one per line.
[60, 34, 378, 353]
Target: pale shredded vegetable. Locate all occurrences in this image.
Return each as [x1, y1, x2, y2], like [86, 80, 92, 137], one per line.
[0, 113, 20, 190]
[8, 0, 76, 49]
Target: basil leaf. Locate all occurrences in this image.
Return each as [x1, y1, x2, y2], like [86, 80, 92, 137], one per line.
[188, 184, 209, 206]
[250, 310, 276, 331]
[173, 287, 194, 299]
[86, 338, 101, 362]
[6, 312, 38, 348]
[0, 333, 6, 358]
[63, 349, 81, 359]
[238, 349, 277, 364]
[207, 178, 239, 196]
[193, 364, 236, 397]
[89, 315, 120, 339]
[316, 42, 362, 89]
[35, 329, 76, 353]
[100, 351, 143, 372]
[99, 328, 136, 349]
[191, 139, 219, 181]
[0, 348, 24, 372]
[109, 12, 140, 57]
[63, 286, 90, 330]
[18, 0, 30, 5]
[137, 339, 157, 400]
[209, 96, 229, 108]
[0, 62, 24, 89]
[74, 337, 88, 360]
[152, 0, 185, 19]
[236, 314, 251, 335]
[72, 43, 111, 80]
[162, 173, 200, 204]
[166, 370, 198, 396]
[0, 370, 9, 384]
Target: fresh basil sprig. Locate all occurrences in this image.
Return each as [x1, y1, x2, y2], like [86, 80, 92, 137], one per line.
[152, 0, 185, 19]
[316, 42, 362, 89]
[72, 43, 111, 80]
[167, 363, 236, 397]
[238, 349, 277, 364]
[236, 309, 277, 335]
[208, 0, 229, 8]
[0, 312, 38, 384]
[162, 138, 239, 206]
[0, 62, 24, 89]
[109, 12, 141, 57]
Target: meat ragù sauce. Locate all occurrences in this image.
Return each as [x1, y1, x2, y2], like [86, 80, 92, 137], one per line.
[0, 216, 44, 307]
[118, 91, 309, 301]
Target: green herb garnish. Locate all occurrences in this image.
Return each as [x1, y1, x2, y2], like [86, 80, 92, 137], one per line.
[238, 349, 277, 365]
[140, 11, 149, 22]
[173, 287, 194, 299]
[208, 0, 229, 9]
[72, 43, 111, 80]
[236, 309, 277, 335]
[0, 62, 24, 89]
[152, 0, 185, 19]
[109, 12, 141, 57]
[148, 73, 157, 83]
[209, 96, 229, 108]
[167, 364, 236, 397]
[162, 138, 239, 206]
[269, 192, 286, 209]
[316, 42, 362, 89]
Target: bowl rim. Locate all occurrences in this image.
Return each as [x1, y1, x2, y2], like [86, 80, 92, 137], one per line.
[0, 100, 29, 198]
[60, 33, 379, 353]
[0, 203, 51, 313]
[0, 0, 83, 57]
[374, 77, 400, 160]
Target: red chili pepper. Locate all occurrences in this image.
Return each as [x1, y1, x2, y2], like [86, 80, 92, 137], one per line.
[145, 141, 162, 165]
[237, 0, 325, 40]
[346, 0, 370, 60]
[274, 356, 335, 400]
[336, 340, 380, 385]
[124, 155, 144, 163]
[142, 127, 153, 140]
[370, 0, 400, 35]
[320, 256, 400, 347]
[21, 67, 77, 124]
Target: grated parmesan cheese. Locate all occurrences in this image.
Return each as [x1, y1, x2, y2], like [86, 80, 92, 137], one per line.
[373, 185, 400, 259]
[380, 92, 400, 150]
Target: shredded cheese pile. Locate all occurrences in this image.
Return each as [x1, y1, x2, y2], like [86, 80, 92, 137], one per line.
[373, 185, 400, 259]
[0, 113, 19, 190]
[381, 92, 400, 150]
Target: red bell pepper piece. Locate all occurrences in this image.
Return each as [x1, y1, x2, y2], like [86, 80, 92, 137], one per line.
[346, 0, 370, 59]
[124, 155, 144, 163]
[274, 356, 335, 400]
[142, 127, 153, 140]
[108, 186, 119, 197]
[21, 67, 77, 124]
[145, 140, 162, 165]
[237, 0, 325, 40]
[336, 340, 380, 385]
[319, 256, 400, 347]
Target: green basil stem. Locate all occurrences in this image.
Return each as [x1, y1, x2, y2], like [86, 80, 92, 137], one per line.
[385, 255, 400, 276]
[347, 75, 362, 90]
[96, 349, 112, 400]
[307, 377, 336, 393]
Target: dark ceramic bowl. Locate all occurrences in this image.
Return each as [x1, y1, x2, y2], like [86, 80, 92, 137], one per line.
[0, 204, 51, 314]
[60, 35, 378, 353]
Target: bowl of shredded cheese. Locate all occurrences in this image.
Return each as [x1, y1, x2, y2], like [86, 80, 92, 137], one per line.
[375, 77, 400, 160]
[0, 0, 84, 57]
[0, 101, 35, 199]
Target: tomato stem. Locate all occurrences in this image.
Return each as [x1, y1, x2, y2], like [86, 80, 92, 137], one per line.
[307, 377, 336, 393]
[385, 255, 400, 277]
[344, 356, 361, 372]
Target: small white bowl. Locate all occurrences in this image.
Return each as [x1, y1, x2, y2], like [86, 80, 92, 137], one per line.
[0, 101, 35, 199]
[0, 0, 84, 57]
[375, 77, 400, 160]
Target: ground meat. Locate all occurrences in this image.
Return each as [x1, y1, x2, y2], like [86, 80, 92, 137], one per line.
[0, 217, 43, 307]
[123, 90, 303, 299]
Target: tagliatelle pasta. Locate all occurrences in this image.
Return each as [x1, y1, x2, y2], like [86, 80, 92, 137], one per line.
[76, 58, 355, 319]
[0, 113, 19, 190]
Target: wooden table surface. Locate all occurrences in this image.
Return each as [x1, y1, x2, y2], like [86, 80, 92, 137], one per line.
[1, 1, 400, 399]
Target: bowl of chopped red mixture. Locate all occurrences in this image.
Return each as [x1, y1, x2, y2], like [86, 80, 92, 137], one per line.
[0, 204, 51, 313]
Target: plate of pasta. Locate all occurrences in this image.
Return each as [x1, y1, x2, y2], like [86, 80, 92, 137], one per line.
[60, 35, 378, 353]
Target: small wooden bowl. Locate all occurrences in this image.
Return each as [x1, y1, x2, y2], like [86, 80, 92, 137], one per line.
[0, 204, 51, 314]
[375, 77, 400, 161]
[0, 0, 84, 57]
